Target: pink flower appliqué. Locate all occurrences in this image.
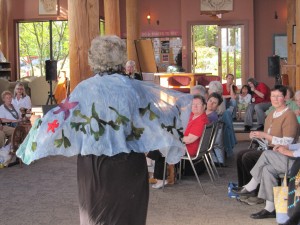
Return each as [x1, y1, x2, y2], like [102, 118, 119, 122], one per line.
[53, 97, 79, 120]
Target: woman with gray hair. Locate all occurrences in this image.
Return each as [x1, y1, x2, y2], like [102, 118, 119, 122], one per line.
[17, 35, 192, 225]
[208, 81, 225, 115]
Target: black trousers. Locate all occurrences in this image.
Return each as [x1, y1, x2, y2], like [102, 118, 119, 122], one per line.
[147, 150, 165, 180]
[236, 149, 262, 186]
[286, 158, 300, 225]
[77, 152, 149, 225]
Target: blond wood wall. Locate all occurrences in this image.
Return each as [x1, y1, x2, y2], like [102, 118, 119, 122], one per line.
[68, 0, 99, 91]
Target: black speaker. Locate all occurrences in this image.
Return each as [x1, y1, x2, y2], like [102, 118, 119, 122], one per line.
[45, 60, 57, 81]
[268, 56, 280, 77]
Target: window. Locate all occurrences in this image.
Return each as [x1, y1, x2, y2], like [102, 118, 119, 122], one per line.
[17, 19, 105, 79]
[18, 21, 70, 79]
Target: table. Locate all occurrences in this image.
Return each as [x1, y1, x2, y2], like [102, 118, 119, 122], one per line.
[154, 72, 210, 88]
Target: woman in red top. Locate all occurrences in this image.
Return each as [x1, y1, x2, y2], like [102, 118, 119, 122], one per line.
[183, 95, 209, 156]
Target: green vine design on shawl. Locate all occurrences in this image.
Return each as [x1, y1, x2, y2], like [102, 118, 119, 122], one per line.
[54, 129, 71, 148]
[139, 103, 159, 120]
[126, 122, 144, 141]
[161, 116, 184, 141]
[70, 103, 146, 141]
[70, 103, 123, 141]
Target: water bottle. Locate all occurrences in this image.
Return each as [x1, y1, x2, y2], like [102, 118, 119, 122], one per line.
[0, 155, 4, 168]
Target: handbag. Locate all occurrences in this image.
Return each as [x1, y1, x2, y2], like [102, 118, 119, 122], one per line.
[273, 174, 289, 224]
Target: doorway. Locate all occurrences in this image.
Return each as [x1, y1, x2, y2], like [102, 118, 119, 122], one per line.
[191, 24, 244, 86]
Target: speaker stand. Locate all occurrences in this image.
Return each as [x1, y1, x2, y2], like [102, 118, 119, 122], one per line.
[46, 80, 57, 105]
[274, 74, 282, 85]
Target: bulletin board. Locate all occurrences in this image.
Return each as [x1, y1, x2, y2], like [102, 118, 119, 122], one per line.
[135, 39, 158, 73]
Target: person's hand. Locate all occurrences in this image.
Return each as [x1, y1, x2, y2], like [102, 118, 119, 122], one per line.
[294, 109, 300, 116]
[250, 131, 264, 139]
[273, 145, 293, 157]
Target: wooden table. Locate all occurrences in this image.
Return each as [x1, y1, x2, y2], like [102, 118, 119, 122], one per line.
[154, 72, 209, 88]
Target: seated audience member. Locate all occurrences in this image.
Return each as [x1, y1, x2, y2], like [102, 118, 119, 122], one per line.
[237, 84, 252, 121]
[190, 85, 207, 98]
[206, 92, 223, 123]
[0, 91, 19, 148]
[235, 143, 300, 219]
[234, 85, 298, 205]
[125, 60, 143, 80]
[147, 95, 209, 189]
[0, 91, 21, 128]
[222, 74, 237, 119]
[293, 90, 300, 123]
[208, 81, 236, 157]
[244, 78, 271, 131]
[12, 82, 31, 113]
[54, 71, 68, 104]
[208, 81, 225, 115]
[266, 86, 298, 116]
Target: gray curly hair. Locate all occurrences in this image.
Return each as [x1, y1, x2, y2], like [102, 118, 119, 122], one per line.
[208, 81, 223, 95]
[88, 35, 127, 74]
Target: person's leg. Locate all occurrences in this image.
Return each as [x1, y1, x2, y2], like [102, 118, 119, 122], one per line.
[254, 102, 271, 127]
[229, 98, 237, 119]
[236, 149, 252, 186]
[3, 126, 15, 142]
[244, 103, 255, 127]
[241, 150, 263, 186]
[287, 158, 300, 224]
[0, 130, 5, 148]
[146, 150, 164, 180]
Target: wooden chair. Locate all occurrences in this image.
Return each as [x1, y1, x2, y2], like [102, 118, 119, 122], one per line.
[281, 74, 289, 86]
[195, 75, 221, 87]
[167, 76, 191, 93]
[9, 122, 31, 167]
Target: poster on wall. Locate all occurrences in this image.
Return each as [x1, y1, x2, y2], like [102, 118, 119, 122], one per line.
[39, 0, 59, 15]
[200, 0, 233, 12]
[161, 41, 170, 54]
[273, 34, 287, 59]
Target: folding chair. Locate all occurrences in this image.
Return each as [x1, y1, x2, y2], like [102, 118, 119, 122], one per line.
[178, 122, 216, 194]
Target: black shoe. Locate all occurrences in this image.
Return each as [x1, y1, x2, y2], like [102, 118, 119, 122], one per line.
[232, 187, 256, 197]
[232, 186, 243, 192]
[244, 125, 251, 132]
[256, 125, 264, 131]
[250, 209, 276, 219]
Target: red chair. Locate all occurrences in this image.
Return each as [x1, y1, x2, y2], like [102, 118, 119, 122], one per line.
[167, 76, 191, 93]
[195, 75, 221, 87]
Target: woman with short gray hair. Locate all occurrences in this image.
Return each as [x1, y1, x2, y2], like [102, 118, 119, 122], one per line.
[17, 35, 192, 225]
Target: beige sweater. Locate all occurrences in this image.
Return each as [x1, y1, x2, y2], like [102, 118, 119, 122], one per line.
[264, 109, 298, 146]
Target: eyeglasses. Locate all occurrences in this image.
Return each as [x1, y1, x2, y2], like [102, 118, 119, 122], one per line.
[192, 103, 203, 106]
[16, 88, 23, 90]
[270, 95, 284, 99]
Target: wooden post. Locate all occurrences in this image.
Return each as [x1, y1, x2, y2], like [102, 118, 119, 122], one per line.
[68, 0, 99, 91]
[296, 0, 300, 90]
[126, 0, 140, 70]
[0, 0, 8, 59]
[104, 0, 120, 36]
[286, 0, 296, 89]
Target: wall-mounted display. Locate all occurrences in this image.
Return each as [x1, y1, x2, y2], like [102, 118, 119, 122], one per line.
[39, 0, 58, 16]
[273, 34, 287, 59]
